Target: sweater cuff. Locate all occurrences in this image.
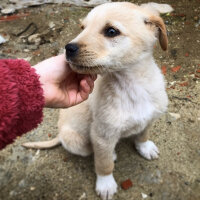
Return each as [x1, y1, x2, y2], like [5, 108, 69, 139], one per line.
[0, 59, 45, 149]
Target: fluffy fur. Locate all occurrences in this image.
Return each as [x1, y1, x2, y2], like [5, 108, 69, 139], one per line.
[23, 2, 173, 199]
[0, 59, 44, 149]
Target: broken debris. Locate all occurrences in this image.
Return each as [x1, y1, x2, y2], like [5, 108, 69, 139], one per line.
[121, 179, 133, 190]
[169, 112, 181, 120]
[1, 8, 15, 15]
[28, 34, 42, 45]
[0, 35, 7, 44]
[0, 0, 111, 14]
[141, 193, 148, 199]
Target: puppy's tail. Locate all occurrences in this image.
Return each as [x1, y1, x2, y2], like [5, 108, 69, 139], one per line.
[22, 137, 60, 149]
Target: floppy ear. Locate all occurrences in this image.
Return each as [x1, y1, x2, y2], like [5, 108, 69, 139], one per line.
[145, 15, 168, 51]
[141, 3, 173, 15]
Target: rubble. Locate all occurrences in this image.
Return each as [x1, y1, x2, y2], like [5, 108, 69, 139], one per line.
[28, 34, 42, 45]
[141, 193, 148, 199]
[169, 112, 181, 120]
[0, 35, 7, 44]
[121, 179, 133, 190]
[0, 0, 111, 14]
[1, 7, 15, 14]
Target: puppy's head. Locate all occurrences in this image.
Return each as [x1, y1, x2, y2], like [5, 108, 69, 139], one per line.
[65, 2, 173, 74]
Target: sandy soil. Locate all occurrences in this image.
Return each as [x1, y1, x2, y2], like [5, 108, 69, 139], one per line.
[0, 0, 200, 200]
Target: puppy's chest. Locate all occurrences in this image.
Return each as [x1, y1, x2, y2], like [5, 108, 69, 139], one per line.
[94, 79, 157, 131]
[116, 87, 155, 125]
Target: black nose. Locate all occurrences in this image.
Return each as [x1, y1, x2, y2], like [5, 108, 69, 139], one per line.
[65, 43, 79, 59]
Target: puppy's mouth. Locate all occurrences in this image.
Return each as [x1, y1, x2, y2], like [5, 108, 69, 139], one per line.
[68, 62, 105, 74]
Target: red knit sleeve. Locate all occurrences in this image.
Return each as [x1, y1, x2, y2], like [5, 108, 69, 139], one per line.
[0, 59, 45, 149]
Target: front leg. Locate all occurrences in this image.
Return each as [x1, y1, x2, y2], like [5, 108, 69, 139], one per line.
[91, 124, 119, 200]
[133, 125, 159, 160]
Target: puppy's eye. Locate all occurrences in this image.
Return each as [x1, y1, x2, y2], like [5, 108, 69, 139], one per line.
[104, 27, 120, 38]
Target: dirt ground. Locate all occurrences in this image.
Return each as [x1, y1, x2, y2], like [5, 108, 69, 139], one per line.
[0, 0, 200, 200]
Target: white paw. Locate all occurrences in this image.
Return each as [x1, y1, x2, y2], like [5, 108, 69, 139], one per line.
[96, 174, 117, 200]
[135, 140, 159, 160]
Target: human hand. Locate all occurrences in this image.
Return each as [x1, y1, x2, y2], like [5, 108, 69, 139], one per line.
[33, 54, 97, 108]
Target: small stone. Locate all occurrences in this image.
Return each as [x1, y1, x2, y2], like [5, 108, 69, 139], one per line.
[78, 192, 86, 200]
[169, 81, 176, 86]
[149, 192, 153, 197]
[28, 45, 38, 50]
[32, 50, 41, 56]
[171, 66, 181, 72]
[170, 49, 177, 58]
[194, 16, 199, 21]
[35, 149, 40, 156]
[0, 35, 7, 44]
[190, 74, 195, 78]
[142, 193, 148, 199]
[28, 34, 41, 45]
[30, 186, 35, 191]
[184, 181, 189, 185]
[9, 190, 17, 196]
[169, 112, 181, 120]
[1, 8, 15, 14]
[185, 52, 189, 57]
[49, 22, 55, 29]
[22, 57, 32, 62]
[24, 49, 30, 52]
[165, 20, 169, 25]
[121, 179, 133, 190]
[18, 179, 26, 187]
[140, 169, 162, 184]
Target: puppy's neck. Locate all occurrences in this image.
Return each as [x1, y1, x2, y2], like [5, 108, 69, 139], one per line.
[106, 54, 157, 80]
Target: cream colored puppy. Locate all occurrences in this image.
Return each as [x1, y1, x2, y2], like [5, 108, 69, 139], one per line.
[23, 2, 173, 200]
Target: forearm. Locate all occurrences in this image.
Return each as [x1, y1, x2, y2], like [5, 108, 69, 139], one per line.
[0, 59, 45, 149]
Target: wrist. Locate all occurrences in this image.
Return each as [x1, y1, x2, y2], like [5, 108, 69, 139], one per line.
[32, 66, 49, 107]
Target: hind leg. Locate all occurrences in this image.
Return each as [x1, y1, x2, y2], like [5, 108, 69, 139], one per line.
[59, 126, 92, 156]
[58, 101, 93, 157]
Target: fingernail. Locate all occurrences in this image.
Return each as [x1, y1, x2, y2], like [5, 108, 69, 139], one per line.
[91, 74, 97, 80]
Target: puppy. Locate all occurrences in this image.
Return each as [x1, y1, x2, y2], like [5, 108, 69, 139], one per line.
[23, 2, 173, 199]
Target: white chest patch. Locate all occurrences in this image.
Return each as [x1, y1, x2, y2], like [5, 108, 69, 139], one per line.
[107, 80, 158, 133]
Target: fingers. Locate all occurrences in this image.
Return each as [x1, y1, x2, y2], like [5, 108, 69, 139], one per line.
[91, 74, 97, 81]
[84, 75, 95, 93]
[80, 75, 96, 93]
[77, 75, 96, 103]
[80, 78, 93, 96]
[76, 80, 89, 103]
